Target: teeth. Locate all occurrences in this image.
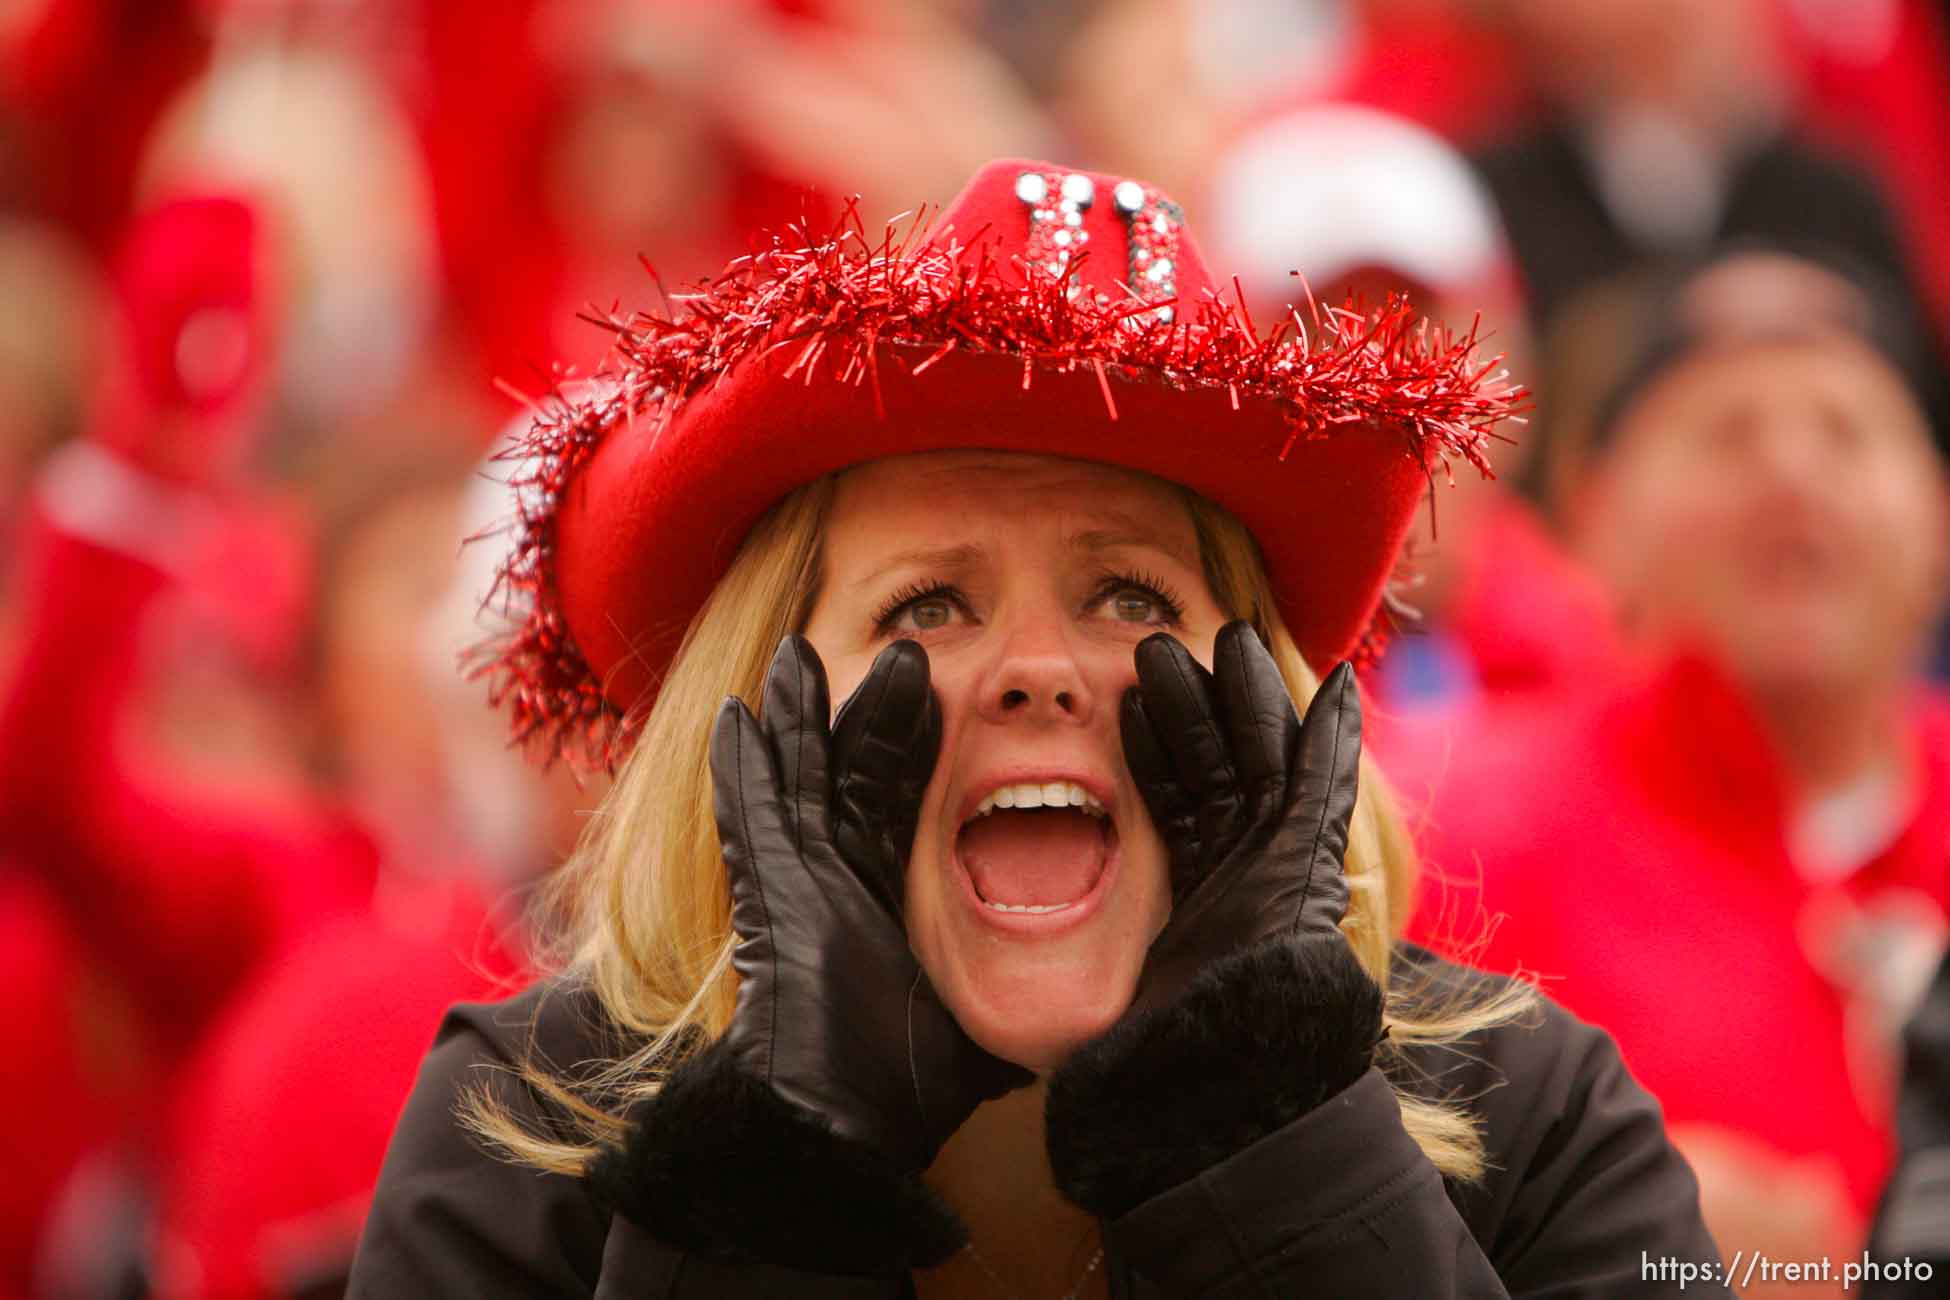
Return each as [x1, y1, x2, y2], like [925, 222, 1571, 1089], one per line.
[972, 781, 1106, 819]
[981, 899, 1079, 914]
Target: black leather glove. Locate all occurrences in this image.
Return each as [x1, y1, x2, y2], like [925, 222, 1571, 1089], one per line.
[1046, 621, 1384, 1221]
[1120, 620, 1362, 1014]
[711, 634, 1031, 1166]
[593, 636, 1030, 1276]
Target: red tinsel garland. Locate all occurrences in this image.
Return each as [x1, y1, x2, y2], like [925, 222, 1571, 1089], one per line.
[473, 202, 1526, 769]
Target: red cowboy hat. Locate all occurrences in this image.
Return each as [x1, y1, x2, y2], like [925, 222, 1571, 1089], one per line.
[483, 158, 1521, 765]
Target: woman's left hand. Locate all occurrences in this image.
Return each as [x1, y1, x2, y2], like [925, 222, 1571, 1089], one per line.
[1118, 620, 1368, 1013]
[1044, 621, 1385, 1221]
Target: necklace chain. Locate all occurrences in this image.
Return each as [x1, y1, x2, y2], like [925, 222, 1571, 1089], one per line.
[961, 1239, 1105, 1300]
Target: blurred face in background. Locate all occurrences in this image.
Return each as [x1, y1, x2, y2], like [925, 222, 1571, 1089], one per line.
[1572, 333, 1949, 699]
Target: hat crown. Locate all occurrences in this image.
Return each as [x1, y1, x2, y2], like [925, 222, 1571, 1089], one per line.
[936, 160, 1215, 324]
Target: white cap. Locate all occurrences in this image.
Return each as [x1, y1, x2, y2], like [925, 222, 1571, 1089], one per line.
[1209, 104, 1509, 304]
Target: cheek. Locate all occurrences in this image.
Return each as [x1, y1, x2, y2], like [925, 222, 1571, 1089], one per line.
[1859, 475, 1948, 586]
[800, 628, 873, 722]
[1616, 481, 1742, 597]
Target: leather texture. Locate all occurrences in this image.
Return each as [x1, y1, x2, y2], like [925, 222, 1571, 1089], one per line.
[1119, 620, 1362, 1014]
[709, 635, 1031, 1171]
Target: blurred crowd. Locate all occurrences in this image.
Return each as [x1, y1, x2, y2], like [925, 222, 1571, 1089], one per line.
[5, 0, 1950, 1296]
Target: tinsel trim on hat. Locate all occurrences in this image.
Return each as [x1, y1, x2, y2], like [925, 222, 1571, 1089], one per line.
[473, 202, 1525, 770]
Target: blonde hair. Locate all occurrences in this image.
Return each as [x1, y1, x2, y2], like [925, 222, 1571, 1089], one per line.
[465, 468, 1535, 1181]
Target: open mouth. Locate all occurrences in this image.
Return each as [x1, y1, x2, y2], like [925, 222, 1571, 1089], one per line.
[955, 780, 1117, 916]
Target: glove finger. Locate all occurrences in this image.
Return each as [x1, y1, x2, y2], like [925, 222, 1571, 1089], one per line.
[759, 635, 834, 854]
[832, 638, 939, 913]
[1119, 688, 1202, 902]
[1132, 631, 1239, 809]
[1212, 620, 1300, 803]
[832, 638, 937, 795]
[1288, 661, 1362, 940]
[709, 697, 793, 948]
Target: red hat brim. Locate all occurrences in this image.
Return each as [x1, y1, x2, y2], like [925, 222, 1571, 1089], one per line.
[559, 339, 1431, 716]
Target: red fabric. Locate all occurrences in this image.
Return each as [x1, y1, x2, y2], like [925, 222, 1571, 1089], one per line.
[1443, 497, 1621, 699]
[1367, 498, 1624, 787]
[0, 872, 140, 1298]
[154, 881, 525, 1300]
[92, 194, 271, 486]
[406, 0, 820, 388]
[0, 515, 378, 1054]
[406, 0, 561, 382]
[0, 467, 367, 1279]
[547, 158, 1508, 744]
[1396, 653, 1950, 1216]
[0, 0, 212, 250]
[1313, 3, 1529, 145]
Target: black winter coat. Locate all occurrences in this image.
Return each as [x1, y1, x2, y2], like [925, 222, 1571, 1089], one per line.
[1865, 945, 1950, 1297]
[347, 944, 1728, 1298]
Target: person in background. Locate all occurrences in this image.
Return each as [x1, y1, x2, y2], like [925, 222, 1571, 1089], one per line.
[0, 211, 102, 1300]
[0, 192, 391, 1295]
[1208, 102, 1617, 740]
[1407, 249, 1950, 1297]
[414, 0, 1055, 386]
[150, 431, 602, 1300]
[1468, 0, 1925, 339]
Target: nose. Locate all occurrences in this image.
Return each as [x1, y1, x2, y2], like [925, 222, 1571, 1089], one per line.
[973, 612, 1096, 727]
[1758, 420, 1822, 480]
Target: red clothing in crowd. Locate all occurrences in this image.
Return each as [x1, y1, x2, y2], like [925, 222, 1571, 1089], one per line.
[1367, 497, 1622, 773]
[0, 518, 378, 1049]
[0, 0, 211, 249]
[153, 878, 527, 1300]
[0, 871, 144, 1299]
[1396, 653, 1950, 1218]
[1429, 497, 1620, 700]
[0, 514, 379, 1279]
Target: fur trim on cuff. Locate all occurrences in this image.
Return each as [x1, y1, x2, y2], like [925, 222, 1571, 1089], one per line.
[587, 1045, 967, 1277]
[1046, 935, 1385, 1220]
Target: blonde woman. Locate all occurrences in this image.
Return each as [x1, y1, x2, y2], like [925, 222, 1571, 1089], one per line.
[349, 161, 1725, 1298]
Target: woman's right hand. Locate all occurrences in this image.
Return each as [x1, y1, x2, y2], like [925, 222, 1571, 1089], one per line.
[710, 634, 1031, 1173]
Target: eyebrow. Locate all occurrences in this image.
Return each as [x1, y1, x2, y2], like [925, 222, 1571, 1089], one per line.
[847, 515, 1197, 591]
[849, 543, 988, 592]
[1067, 517, 1198, 570]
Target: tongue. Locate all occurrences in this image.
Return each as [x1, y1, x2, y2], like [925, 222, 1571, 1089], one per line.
[959, 809, 1106, 906]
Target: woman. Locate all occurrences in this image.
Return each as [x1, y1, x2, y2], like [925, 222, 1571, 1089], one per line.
[349, 160, 1724, 1297]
